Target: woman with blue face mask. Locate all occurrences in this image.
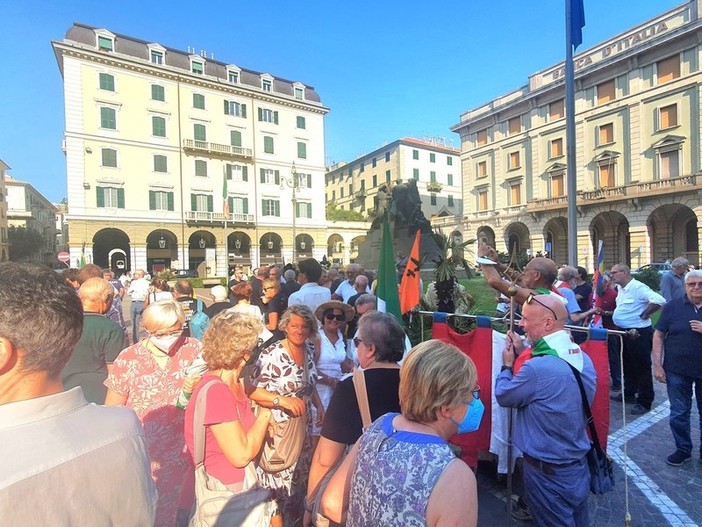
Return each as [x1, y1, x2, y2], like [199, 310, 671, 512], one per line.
[320, 339, 481, 527]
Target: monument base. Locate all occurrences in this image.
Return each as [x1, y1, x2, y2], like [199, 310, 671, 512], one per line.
[355, 222, 442, 271]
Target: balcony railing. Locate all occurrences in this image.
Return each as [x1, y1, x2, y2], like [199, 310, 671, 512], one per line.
[183, 139, 253, 159]
[426, 181, 443, 193]
[185, 211, 255, 223]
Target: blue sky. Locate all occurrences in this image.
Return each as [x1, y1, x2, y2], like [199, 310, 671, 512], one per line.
[0, 0, 682, 202]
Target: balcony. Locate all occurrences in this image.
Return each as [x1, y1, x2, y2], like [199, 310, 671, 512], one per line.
[354, 188, 366, 200]
[426, 181, 443, 193]
[526, 195, 568, 213]
[185, 211, 255, 225]
[183, 139, 253, 159]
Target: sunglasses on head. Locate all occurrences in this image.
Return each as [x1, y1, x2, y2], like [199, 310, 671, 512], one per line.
[325, 312, 345, 321]
[525, 293, 558, 320]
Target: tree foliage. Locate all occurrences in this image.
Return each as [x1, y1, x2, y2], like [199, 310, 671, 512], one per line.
[325, 203, 365, 222]
[8, 226, 44, 261]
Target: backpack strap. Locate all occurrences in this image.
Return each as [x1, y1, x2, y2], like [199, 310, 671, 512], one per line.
[352, 369, 372, 430]
[565, 362, 606, 456]
[192, 379, 219, 466]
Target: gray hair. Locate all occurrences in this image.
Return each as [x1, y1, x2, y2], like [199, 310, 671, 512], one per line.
[672, 257, 689, 269]
[279, 304, 318, 339]
[355, 293, 376, 308]
[357, 311, 405, 363]
[141, 299, 185, 333]
[685, 270, 702, 283]
[210, 285, 228, 302]
[557, 265, 579, 281]
[284, 269, 296, 281]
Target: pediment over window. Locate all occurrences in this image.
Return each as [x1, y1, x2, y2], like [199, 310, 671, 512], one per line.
[546, 162, 567, 173]
[594, 150, 619, 164]
[652, 135, 685, 150]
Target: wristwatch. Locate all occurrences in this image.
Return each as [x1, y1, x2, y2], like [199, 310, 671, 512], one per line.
[272, 396, 280, 409]
[501, 365, 514, 373]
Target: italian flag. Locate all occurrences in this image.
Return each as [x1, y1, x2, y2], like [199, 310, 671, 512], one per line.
[531, 330, 584, 371]
[376, 220, 402, 324]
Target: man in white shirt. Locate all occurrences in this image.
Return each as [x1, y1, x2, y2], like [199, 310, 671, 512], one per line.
[611, 263, 666, 415]
[333, 263, 371, 302]
[288, 258, 331, 313]
[0, 262, 156, 525]
[126, 269, 150, 342]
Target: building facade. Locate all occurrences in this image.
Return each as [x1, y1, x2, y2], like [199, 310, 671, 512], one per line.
[0, 160, 8, 262]
[447, 0, 702, 270]
[5, 176, 59, 265]
[325, 138, 462, 221]
[52, 24, 341, 275]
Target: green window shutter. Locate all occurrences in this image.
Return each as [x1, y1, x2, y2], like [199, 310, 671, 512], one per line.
[274, 201, 280, 216]
[117, 188, 125, 209]
[295, 202, 299, 218]
[260, 168, 266, 183]
[96, 187, 105, 207]
[100, 73, 114, 91]
[273, 111, 279, 125]
[242, 197, 248, 214]
[167, 192, 174, 211]
[413, 168, 419, 179]
[274, 170, 280, 185]
[224, 100, 230, 115]
[207, 195, 213, 212]
[231, 130, 242, 147]
[149, 190, 156, 210]
[241, 104, 247, 118]
[306, 203, 312, 217]
[297, 116, 305, 129]
[242, 166, 248, 181]
[297, 142, 306, 159]
[228, 197, 234, 213]
[258, 108, 263, 121]
[191, 194, 197, 211]
[194, 124, 206, 141]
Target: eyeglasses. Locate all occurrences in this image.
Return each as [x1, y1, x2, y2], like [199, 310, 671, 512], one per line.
[353, 337, 363, 347]
[470, 385, 481, 400]
[686, 282, 702, 288]
[151, 328, 183, 338]
[325, 313, 345, 322]
[525, 293, 558, 320]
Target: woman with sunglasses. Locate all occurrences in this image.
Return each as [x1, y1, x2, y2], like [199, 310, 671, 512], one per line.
[261, 278, 285, 342]
[249, 304, 325, 527]
[105, 299, 202, 527]
[321, 339, 481, 527]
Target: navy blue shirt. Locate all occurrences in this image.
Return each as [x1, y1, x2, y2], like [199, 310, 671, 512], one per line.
[655, 295, 702, 378]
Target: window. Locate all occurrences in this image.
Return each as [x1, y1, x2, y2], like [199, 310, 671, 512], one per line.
[430, 153, 436, 163]
[598, 164, 614, 187]
[229, 196, 249, 215]
[413, 168, 419, 180]
[193, 93, 205, 110]
[297, 142, 307, 159]
[386, 170, 391, 183]
[549, 100, 565, 121]
[101, 148, 117, 167]
[597, 79, 615, 104]
[360, 163, 364, 173]
[262, 199, 280, 216]
[476, 129, 488, 146]
[412, 149, 419, 160]
[150, 50, 163, 64]
[340, 188, 344, 198]
[193, 124, 206, 141]
[96, 186, 124, 208]
[348, 184, 352, 195]
[298, 173, 312, 188]
[385, 152, 390, 162]
[447, 174, 453, 186]
[372, 158, 377, 168]
[372, 175, 378, 187]
[296, 116, 306, 129]
[430, 171, 437, 183]
[447, 156, 453, 166]
[224, 101, 247, 117]
[153, 155, 167, 173]
[99, 73, 115, 91]
[331, 190, 336, 201]
[659, 150, 680, 179]
[478, 190, 488, 211]
[262, 79, 272, 92]
[296, 202, 312, 218]
[97, 36, 113, 52]
[508, 116, 521, 135]
[195, 160, 208, 177]
[258, 108, 279, 124]
[228, 70, 239, 83]
[550, 138, 564, 158]
[657, 55, 680, 85]
[598, 123, 614, 146]
[260, 168, 280, 185]
[294, 87, 304, 100]
[263, 136, 274, 154]
[476, 161, 487, 178]
[191, 193, 213, 212]
[149, 190, 174, 211]
[551, 173, 565, 197]
[509, 151, 521, 170]
[100, 107, 116, 130]
[230, 130, 242, 147]
[448, 195, 454, 207]
[191, 61, 204, 75]
[226, 164, 248, 182]
[658, 104, 678, 130]
[430, 193, 437, 205]
[151, 84, 165, 101]
[509, 183, 522, 205]
[152, 116, 166, 137]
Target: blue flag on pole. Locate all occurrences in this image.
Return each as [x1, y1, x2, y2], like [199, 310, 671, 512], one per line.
[571, 0, 586, 50]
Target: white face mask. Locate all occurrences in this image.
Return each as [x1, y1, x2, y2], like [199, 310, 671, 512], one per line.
[150, 333, 181, 353]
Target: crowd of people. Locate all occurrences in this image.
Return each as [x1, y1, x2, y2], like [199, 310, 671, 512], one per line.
[1, 246, 699, 527]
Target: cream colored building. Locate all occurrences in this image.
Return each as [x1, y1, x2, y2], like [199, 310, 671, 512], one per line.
[447, 0, 702, 269]
[5, 176, 59, 265]
[52, 23, 343, 275]
[0, 160, 9, 261]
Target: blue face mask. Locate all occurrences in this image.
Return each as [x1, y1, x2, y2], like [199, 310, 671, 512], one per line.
[450, 398, 485, 434]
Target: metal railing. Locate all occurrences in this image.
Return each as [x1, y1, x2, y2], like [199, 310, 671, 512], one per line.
[182, 139, 253, 158]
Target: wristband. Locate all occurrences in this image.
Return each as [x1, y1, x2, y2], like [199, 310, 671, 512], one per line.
[501, 365, 513, 374]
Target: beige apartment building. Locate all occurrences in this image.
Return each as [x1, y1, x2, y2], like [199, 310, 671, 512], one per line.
[445, 0, 702, 269]
[52, 24, 366, 275]
[0, 160, 8, 261]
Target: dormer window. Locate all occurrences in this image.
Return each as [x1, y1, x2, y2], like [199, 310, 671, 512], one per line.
[293, 83, 305, 100]
[95, 30, 115, 52]
[190, 57, 204, 75]
[148, 44, 166, 65]
[227, 66, 241, 84]
[151, 50, 163, 64]
[262, 79, 272, 92]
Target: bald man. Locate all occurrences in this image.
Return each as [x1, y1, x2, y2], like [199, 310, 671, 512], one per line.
[495, 294, 596, 527]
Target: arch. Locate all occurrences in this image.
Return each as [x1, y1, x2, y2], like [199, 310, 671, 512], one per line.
[93, 228, 131, 272]
[589, 211, 630, 269]
[146, 229, 178, 274]
[503, 222, 531, 258]
[327, 234, 344, 264]
[260, 232, 283, 266]
[648, 204, 698, 266]
[476, 226, 496, 248]
[542, 217, 568, 265]
[296, 233, 314, 260]
[228, 232, 252, 271]
[188, 230, 216, 271]
[349, 235, 366, 262]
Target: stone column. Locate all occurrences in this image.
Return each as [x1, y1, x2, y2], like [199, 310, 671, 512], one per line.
[132, 245, 147, 272]
[577, 231, 592, 270]
[214, 246, 226, 277]
[628, 225, 649, 270]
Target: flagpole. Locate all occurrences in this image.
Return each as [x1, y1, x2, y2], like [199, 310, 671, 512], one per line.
[566, 0, 578, 266]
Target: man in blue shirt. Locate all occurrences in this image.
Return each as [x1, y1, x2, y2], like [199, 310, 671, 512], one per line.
[660, 257, 688, 303]
[496, 294, 596, 527]
[653, 269, 702, 466]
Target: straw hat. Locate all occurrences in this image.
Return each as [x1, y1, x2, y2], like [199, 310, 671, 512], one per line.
[314, 300, 355, 323]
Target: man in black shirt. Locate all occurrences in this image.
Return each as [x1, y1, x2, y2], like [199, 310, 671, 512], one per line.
[173, 280, 198, 337]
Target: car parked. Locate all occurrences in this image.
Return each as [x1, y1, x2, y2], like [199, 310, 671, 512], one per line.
[173, 269, 198, 278]
[632, 263, 671, 275]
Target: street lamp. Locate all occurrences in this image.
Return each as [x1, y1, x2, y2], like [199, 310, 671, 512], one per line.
[280, 162, 303, 263]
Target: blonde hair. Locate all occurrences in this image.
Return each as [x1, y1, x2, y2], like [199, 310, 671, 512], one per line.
[262, 278, 280, 294]
[202, 311, 262, 370]
[141, 299, 185, 333]
[399, 339, 478, 423]
[78, 277, 114, 305]
[279, 304, 317, 339]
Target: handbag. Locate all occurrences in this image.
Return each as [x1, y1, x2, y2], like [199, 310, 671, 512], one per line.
[566, 363, 615, 495]
[258, 352, 311, 473]
[310, 368, 373, 527]
[190, 380, 271, 527]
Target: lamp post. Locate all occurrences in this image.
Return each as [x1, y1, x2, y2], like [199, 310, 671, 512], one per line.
[280, 162, 302, 263]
